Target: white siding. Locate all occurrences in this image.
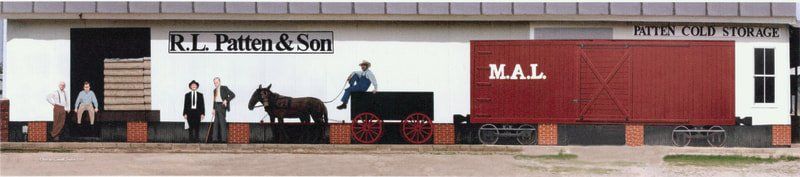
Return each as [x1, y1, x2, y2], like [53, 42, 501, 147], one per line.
[4, 20, 529, 123]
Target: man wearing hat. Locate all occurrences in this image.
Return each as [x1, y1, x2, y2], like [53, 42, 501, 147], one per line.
[183, 80, 205, 143]
[337, 60, 378, 110]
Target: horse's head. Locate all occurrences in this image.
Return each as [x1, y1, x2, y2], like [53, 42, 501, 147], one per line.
[248, 84, 273, 110]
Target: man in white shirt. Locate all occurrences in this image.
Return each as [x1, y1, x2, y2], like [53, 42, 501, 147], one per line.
[337, 60, 378, 110]
[210, 77, 235, 143]
[46, 81, 69, 141]
[183, 80, 205, 143]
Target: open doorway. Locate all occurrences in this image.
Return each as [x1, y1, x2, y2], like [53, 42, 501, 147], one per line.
[68, 28, 150, 140]
[70, 28, 150, 110]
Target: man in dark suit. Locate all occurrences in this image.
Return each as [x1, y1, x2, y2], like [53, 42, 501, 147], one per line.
[211, 77, 235, 143]
[183, 80, 205, 143]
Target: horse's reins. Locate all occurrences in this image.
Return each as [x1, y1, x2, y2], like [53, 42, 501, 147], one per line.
[323, 81, 349, 103]
[254, 81, 348, 107]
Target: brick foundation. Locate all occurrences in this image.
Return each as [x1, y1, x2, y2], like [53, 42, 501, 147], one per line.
[126, 121, 148, 143]
[625, 124, 644, 146]
[329, 123, 351, 144]
[538, 123, 558, 145]
[772, 125, 791, 147]
[433, 124, 455, 144]
[228, 123, 250, 144]
[27, 121, 48, 142]
[0, 99, 8, 142]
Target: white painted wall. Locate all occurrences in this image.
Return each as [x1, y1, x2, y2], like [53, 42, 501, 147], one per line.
[4, 20, 792, 125]
[530, 22, 792, 125]
[4, 20, 528, 123]
[5, 20, 72, 122]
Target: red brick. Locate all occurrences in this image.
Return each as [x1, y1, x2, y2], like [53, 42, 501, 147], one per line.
[0, 99, 8, 142]
[772, 125, 791, 147]
[329, 123, 351, 144]
[538, 123, 558, 145]
[625, 124, 644, 146]
[227, 123, 250, 144]
[27, 121, 47, 142]
[434, 124, 454, 144]
[126, 121, 148, 143]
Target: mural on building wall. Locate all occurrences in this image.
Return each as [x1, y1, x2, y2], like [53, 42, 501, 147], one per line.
[0, 20, 794, 147]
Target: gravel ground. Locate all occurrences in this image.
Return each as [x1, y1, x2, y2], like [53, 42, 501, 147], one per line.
[1, 151, 798, 176]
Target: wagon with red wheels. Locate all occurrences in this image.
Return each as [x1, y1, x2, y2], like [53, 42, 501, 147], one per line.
[349, 92, 434, 144]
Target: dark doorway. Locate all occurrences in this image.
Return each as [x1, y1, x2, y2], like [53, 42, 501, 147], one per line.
[70, 28, 150, 110]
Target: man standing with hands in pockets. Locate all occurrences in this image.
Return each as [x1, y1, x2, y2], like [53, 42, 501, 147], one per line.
[46, 81, 69, 141]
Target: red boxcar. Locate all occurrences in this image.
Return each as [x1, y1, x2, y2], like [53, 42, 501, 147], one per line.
[470, 40, 735, 126]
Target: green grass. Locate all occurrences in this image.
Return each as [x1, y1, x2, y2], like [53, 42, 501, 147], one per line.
[663, 154, 800, 166]
[514, 151, 578, 161]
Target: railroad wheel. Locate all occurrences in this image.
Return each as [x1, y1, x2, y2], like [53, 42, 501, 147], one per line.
[401, 113, 434, 144]
[706, 126, 726, 147]
[351, 112, 383, 144]
[671, 126, 692, 147]
[516, 124, 537, 145]
[478, 124, 499, 145]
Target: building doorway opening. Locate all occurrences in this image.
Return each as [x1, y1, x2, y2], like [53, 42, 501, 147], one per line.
[70, 28, 150, 111]
[68, 28, 150, 140]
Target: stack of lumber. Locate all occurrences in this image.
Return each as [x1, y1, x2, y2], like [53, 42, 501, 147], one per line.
[103, 57, 151, 110]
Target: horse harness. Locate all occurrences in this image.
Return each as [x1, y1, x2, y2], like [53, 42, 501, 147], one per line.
[262, 89, 293, 110]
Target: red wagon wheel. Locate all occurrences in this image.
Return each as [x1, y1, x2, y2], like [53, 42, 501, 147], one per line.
[401, 113, 433, 144]
[351, 112, 383, 144]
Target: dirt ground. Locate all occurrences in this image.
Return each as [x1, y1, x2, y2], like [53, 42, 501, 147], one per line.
[1, 150, 798, 176]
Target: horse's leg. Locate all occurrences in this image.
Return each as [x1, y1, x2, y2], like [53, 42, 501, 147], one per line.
[278, 117, 290, 143]
[313, 113, 325, 144]
[317, 103, 330, 143]
[303, 114, 313, 143]
[268, 115, 279, 143]
[305, 112, 320, 144]
[299, 116, 307, 124]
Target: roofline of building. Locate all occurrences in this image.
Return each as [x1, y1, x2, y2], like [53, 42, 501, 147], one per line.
[0, 2, 797, 27]
[2, 13, 797, 27]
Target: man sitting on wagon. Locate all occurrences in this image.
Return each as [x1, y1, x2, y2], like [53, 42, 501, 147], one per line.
[337, 60, 378, 110]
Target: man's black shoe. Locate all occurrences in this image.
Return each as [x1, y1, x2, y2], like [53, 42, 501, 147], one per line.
[336, 104, 347, 110]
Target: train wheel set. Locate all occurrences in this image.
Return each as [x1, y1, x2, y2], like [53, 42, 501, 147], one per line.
[472, 124, 726, 147]
[477, 124, 537, 145]
[671, 126, 727, 147]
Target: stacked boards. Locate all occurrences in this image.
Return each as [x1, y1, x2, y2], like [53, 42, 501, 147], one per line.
[103, 58, 152, 110]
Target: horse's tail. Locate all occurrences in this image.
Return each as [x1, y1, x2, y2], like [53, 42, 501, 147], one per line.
[319, 99, 330, 143]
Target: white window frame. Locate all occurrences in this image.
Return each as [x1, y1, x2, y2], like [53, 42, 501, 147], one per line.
[753, 47, 776, 105]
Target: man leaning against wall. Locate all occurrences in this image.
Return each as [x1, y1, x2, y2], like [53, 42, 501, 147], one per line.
[46, 81, 69, 141]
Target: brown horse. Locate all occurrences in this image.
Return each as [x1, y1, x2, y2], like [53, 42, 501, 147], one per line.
[248, 84, 328, 142]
